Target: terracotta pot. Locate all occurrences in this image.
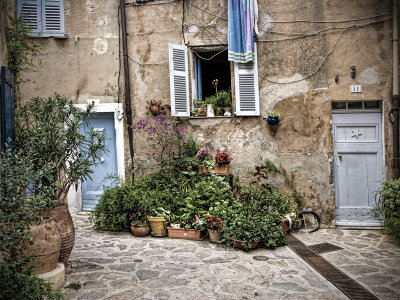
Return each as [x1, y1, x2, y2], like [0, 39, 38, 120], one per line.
[24, 217, 61, 275]
[167, 227, 203, 240]
[230, 238, 260, 250]
[207, 228, 221, 242]
[282, 218, 290, 234]
[147, 216, 167, 237]
[130, 223, 151, 237]
[43, 206, 75, 265]
[150, 105, 162, 115]
[198, 166, 209, 175]
[214, 165, 229, 175]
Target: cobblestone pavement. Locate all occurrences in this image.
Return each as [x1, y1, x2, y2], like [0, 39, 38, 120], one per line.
[61, 215, 400, 300]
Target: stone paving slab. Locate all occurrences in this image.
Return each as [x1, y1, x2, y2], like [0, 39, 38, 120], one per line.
[294, 228, 400, 300]
[61, 216, 399, 300]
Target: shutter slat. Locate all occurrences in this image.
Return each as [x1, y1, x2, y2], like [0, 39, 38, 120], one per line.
[19, 1, 39, 31]
[234, 44, 260, 116]
[169, 44, 190, 117]
[45, 1, 61, 31]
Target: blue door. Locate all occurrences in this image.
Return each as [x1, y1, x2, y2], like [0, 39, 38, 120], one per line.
[80, 113, 118, 211]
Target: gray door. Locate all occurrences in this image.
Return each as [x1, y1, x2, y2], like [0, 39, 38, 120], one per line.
[332, 113, 383, 226]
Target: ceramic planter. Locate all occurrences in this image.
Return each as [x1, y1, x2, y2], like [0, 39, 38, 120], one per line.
[147, 216, 167, 237]
[230, 238, 260, 250]
[207, 228, 221, 242]
[266, 116, 280, 125]
[214, 165, 229, 175]
[130, 222, 151, 237]
[282, 218, 290, 234]
[167, 227, 203, 240]
[198, 166, 210, 175]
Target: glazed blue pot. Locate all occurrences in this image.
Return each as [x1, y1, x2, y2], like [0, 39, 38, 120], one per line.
[266, 116, 280, 125]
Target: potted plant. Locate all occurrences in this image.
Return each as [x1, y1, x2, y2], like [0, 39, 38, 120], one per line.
[196, 147, 213, 174]
[147, 207, 169, 237]
[129, 210, 150, 237]
[16, 94, 107, 265]
[266, 111, 281, 125]
[145, 100, 164, 116]
[214, 149, 233, 175]
[224, 211, 263, 250]
[167, 215, 204, 240]
[203, 214, 223, 242]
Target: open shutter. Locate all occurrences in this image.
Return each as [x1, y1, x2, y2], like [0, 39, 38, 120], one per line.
[18, 0, 41, 34]
[169, 44, 190, 117]
[234, 44, 260, 116]
[1, 66, 15, 152]
[42, 0, 65, 37]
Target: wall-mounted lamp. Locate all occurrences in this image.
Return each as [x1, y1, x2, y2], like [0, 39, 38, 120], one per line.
[350, 66, 356, 79]
[335, 75, 339, 83]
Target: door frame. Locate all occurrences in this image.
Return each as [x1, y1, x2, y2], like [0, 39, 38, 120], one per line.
[332, 100, 385, 226]
[68, 102, 125, 215]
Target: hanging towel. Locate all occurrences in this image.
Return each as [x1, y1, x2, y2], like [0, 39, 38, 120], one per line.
[228, 0, 256, 63]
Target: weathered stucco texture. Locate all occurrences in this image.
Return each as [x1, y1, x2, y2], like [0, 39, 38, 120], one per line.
[18, 0, 393, 227]
[19, 0, 120, 103]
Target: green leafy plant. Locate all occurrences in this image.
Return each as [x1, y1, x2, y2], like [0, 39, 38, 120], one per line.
[16, 93, 107, 206]
[374, 178, 400, 242]
[6, 17, 42, 96]
[0, 146, 62, 300]
[266, 111, 281, 119]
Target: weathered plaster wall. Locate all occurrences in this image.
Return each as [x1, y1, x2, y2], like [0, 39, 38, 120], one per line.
[18, 0, 393, 227]
[19, 0, 120, 104]
[125, 0, 392, 227]
[0, 0, 17, 67]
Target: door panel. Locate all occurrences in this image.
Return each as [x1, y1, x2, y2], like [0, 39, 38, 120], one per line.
[333, 113, 383, 226]
[80, 113, 118, 211]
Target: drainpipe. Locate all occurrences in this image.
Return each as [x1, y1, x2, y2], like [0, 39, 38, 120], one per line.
[120, 0, 135, 179]
[393, 0, 400, 178]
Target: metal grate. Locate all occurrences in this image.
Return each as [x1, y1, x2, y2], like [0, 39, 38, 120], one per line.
[286, 235, 379, 300]
[309, 242, 343, 254]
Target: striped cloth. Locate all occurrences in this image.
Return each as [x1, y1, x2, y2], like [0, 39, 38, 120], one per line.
[228, 0, 257, 63]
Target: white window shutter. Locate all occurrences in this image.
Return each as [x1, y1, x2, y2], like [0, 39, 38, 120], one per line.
[18, 0, 41, 34]
[42, 0, 65, 37]
[169, 44, 190, 117]
[234, 44, 260, 116]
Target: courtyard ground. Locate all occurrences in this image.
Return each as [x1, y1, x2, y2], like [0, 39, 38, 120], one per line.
[61, 215, 400, 300]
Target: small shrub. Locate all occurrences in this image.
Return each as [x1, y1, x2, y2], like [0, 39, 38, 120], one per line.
[375, 178, 400, 242]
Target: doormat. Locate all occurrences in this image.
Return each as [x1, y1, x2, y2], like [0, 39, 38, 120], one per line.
[309, 242, 343, 254]
[286, 235, 379, 300]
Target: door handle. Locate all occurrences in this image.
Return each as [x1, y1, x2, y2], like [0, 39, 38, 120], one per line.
[339, 154, 342, 160]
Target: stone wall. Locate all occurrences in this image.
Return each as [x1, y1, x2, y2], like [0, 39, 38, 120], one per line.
[18, 0, 393, 226]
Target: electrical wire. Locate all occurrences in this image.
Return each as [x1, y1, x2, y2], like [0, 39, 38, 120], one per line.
[189, 1, 228, 22]
[256, 17, 391, 42]
[195, 47, 228, 61]
[268, 13, 392, 24]
[190, 7, 225, 44]
[125, 0, 178, 6]
[258, 27, 345, 84]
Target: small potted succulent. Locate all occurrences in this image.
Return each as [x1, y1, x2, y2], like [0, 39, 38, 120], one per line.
[214, 149, 233, 175]
[129, 210, 150, 237]
[203, 214, 224, 242]
[196, 147, 213, 175]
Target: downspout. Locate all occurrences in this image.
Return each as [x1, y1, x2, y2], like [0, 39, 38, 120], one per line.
[120, 0, 135, 179]
[393, 0, 400, 178]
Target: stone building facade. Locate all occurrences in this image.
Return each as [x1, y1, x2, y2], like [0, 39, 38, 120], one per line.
[9, 0, 396, 227]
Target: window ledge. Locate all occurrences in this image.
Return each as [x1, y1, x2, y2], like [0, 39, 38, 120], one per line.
[189, 116, 233, 119]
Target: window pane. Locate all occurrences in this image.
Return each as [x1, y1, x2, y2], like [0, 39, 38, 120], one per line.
[332, 102, 346, 109]
[347, 102, 362, 109]
[364, 101, 380, 109]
